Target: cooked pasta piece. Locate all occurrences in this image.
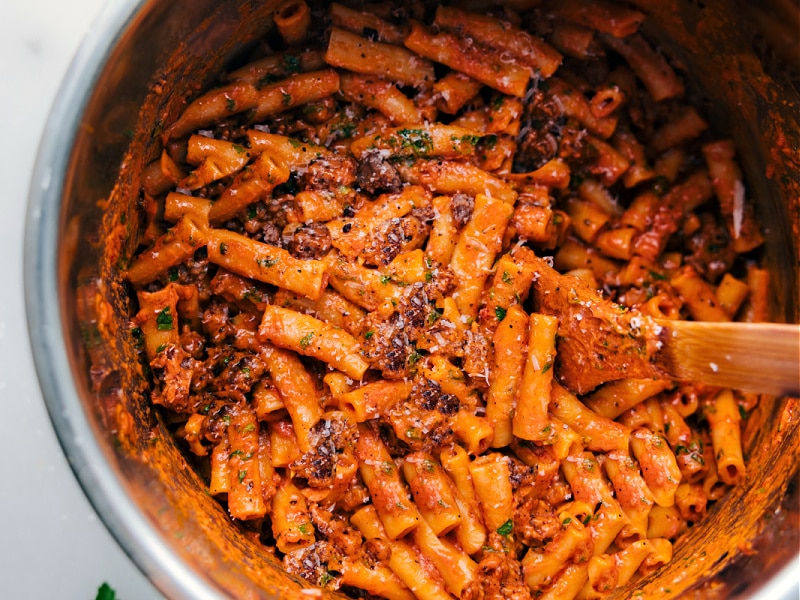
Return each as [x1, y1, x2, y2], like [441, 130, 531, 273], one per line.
[432, 5, 562, 77]
[326, 27, 435, 87]
[404, 21, 531, 97]
[512, 313, 559, 442]
[273, 0, 311, 46]
[549, 0, 645, 38]
[356, 424, 421, 540]
[258, 305, 369, 379]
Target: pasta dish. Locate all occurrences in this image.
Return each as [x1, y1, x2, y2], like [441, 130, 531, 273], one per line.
[124, 1, 768, 597]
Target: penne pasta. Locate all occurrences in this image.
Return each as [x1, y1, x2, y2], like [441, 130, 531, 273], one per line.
[122, 5, 771, 598]
[326, 27, 435, 87]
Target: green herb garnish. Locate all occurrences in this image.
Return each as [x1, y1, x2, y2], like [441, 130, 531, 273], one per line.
[496, 519, 513, 536]
[96, 583, 117, 600]
[156, 307, 174, 331]
[299, 332, 314, 349]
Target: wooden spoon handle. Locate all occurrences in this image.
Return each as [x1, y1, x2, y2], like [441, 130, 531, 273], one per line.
[654, 320, 800, 396]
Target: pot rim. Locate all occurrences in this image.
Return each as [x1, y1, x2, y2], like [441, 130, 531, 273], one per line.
[23, 1, 220, 598]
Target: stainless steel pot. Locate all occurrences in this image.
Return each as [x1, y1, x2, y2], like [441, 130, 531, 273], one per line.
[24, 1, 800, 598]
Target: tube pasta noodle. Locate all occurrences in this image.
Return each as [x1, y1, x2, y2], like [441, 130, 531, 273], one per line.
[252, 69, 342, 122]
[258, 305, 369, 379]
[395, 158, 518, 204]
[522, 518, 593, 591]
[340, 73, 424, 125]
[413, 518, 478, 596]
[328, 2, 405, 45]
[704, 388, 746, 485]
[512, 313, 559, 442]
[336, 557, 416, 600]
[123, 3, 769, 599]
[226, 48, 325, 85]
[356, 424, 421, 540]
[600, 33, 685, 102]
[404, 21, 531, 98]
[272, 479, 315, 553]
[433, 72, 484, 115]
[486, 304, 529, 447]
[261, 345, 322, 454]
[207, 228, 328, 300]
[547, 77, 618, 139]
[351, 505, 452, 600]
[273, 0, 312, 46]
[449, 193, 514, 317]
[432, 5, 563, 78]
[550, 0, 645, 38]
[468, 453, 514, 532]
[402, 453, 463, 535]
[550, 383, 631, 453]
[326, 27, 435, 87]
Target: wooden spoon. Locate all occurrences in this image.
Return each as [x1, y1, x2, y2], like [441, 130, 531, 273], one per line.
[652, 319, 799, 396]
[528, 254, 800, 396]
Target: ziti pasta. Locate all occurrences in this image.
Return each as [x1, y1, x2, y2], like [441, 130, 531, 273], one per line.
[126, 1, 767, 598]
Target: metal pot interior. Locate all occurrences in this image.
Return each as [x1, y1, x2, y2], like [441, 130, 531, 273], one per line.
[28, 0, 799, 598]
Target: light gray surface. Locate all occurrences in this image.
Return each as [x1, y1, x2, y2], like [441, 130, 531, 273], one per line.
[0, 1, 162, 598]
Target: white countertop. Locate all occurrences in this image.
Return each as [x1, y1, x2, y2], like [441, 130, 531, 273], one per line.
[0, 1, 163, 597]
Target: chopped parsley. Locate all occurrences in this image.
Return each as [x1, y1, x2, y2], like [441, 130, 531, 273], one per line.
[496, 519, 513, 536]
[651, 175, 670, 197]
[130, 326, 144, 347]
[156, 307, 174, 331]
[333, 121, 356, 139]
[364, 330, 375, 340]
[407, 350, 423, 367]
[495, 306, 507, 321]
[282, 54, 301, 73]
[427, 309, 442, 324]
[299, 332, 315, 349]
[96, 583, 117, 600]
[258, 257, 280, 268]
[396, 128, 434, 156]
[319, 571, 336, 587]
